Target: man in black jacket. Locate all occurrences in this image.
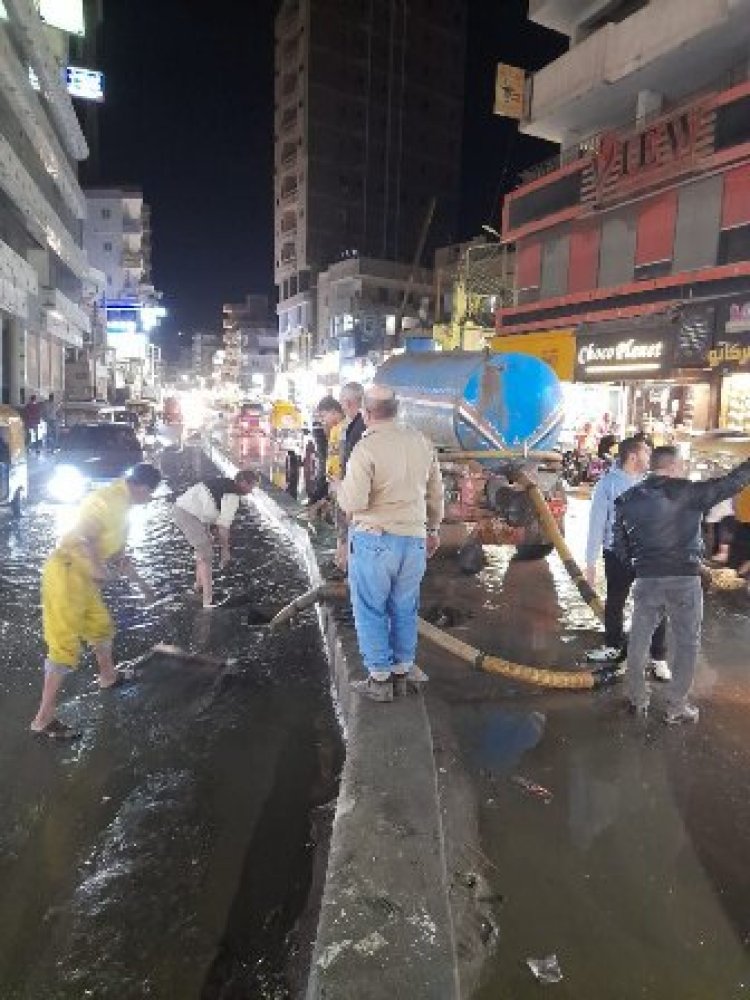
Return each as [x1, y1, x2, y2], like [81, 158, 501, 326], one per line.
[615, 446, 750, 724]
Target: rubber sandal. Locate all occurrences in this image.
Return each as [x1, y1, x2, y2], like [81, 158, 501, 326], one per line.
[32, 719, 82, 740]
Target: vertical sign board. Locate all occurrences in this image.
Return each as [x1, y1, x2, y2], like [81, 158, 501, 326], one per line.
[494, 63, 525, 120]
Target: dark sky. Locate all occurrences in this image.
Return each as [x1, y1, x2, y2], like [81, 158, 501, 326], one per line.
[95, 1, 565, 351]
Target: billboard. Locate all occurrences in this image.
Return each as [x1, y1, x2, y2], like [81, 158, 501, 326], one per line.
[66, 66, 104, 102]
[494, 63, 525, 120]
[37, 0, 85, 35]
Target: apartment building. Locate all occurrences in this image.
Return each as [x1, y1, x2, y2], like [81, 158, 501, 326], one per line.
[273, 0, 466, 369]
[0, 0, 91, 404]
[222, 294, 279, 395]
[498, 0, 750, 436]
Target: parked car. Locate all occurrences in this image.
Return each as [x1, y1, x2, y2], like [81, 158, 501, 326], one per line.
[46, 423, 143, 503]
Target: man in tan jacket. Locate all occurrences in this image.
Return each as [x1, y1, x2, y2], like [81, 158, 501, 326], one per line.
[337, 385, 444, 702]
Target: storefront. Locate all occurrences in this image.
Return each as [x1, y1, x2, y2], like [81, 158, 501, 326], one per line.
[574, 321, 714, 443]
[713, 299, 750, 433]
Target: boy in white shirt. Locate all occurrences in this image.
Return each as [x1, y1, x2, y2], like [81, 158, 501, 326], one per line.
[173, 470, 257, 607]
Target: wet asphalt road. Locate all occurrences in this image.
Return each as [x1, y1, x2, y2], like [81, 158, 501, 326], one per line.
[421, 498, 750, 999]
[0, 447, 342, 999]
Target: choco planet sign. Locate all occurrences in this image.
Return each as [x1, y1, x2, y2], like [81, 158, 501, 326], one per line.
[576, 332, 669, 381]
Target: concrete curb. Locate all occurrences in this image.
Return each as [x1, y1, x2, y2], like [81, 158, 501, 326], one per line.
[210, 444, 460, 998]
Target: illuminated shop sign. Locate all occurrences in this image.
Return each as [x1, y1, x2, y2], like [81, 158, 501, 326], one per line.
[66, 65, 104, 101]
[575, 333, 669, 381]
[37, 0, 84, 35]
[710, 302, 750, 370]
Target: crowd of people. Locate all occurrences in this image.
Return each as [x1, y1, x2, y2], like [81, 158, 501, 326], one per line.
[28, 380, 750, 736]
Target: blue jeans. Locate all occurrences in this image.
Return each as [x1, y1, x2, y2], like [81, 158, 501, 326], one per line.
[348, 531, 427, 679]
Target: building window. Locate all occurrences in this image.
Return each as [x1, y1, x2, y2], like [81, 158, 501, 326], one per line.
[101, 208, 111, 219]
[103, 241, 112, 252]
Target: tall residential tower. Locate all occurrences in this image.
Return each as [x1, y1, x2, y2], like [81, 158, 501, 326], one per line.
[274, 0, 466, 368]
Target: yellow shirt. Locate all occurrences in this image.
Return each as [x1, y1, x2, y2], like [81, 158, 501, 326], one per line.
[326, 421, 343, 481]
[735, 486, 750, 523]
[59, 479, 133, 563]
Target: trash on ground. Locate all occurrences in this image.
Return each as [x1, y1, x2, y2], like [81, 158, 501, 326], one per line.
[527, 954, 563, 983]
[512, 775, 553, 804]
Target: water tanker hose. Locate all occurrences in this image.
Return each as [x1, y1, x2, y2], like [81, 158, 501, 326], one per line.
[269, 584, 621, 691]
[514, 471, 605, 622]
[268, 581, 348, 629]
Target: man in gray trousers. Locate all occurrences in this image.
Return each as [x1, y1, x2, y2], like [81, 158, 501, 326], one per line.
[615, 446, 750, 724]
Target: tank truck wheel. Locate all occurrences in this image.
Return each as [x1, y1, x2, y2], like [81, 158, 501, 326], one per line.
[512, 543, 554, 562]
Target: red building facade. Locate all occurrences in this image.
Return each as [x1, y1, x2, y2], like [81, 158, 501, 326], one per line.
[498, 80, 750, 439]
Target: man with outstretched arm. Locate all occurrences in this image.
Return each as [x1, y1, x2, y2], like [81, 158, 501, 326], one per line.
[30, 463, 162, 740]
[585, 435, 669, 680]
[616, 446, 750, 725]
[173, 470, 257, 608]
[337, 385, 444, 702]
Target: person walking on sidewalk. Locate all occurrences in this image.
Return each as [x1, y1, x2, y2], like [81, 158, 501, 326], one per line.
[173, 470, 257, 608]
[616, 446, 750, 724]
[30, 463, 162, 740]
[585, 436, 670, 681]
[337, 385, 444, 702]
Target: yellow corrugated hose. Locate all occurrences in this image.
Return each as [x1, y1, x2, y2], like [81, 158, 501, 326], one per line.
[270, 583, 620, 690]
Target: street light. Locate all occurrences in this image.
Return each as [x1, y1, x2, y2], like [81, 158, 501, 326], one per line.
[481, 224, 502, 241]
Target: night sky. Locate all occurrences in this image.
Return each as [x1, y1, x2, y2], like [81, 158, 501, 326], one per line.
[94, 1, 565, 352]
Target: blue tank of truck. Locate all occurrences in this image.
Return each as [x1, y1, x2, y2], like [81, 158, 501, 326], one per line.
[374, 351, 563, 458]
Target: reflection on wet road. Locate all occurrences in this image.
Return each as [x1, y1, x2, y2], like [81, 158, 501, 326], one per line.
[422, 497, 750, 999]
[0, 448, 342, 999]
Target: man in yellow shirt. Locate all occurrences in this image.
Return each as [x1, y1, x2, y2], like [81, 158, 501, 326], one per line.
[30, 463, 162, 739]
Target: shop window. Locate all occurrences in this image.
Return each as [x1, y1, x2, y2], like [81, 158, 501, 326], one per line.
[717, 223, 750, 266]
[634, 260, 671, 281]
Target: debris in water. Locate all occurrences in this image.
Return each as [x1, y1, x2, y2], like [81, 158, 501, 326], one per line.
[527, 954, 563, 984]
[512, 775, 553, 804]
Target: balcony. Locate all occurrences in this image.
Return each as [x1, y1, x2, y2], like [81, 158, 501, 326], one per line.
[280, 107, 299, 134]
[524, 0, 750, 143]
[0, 133, 87, 277]
[279, 181, 298, 205]
[280, 142, 298, 168]
[280, 212, 297, 235]
[280, 243, 297, 265]
[281, 71, 298, 98]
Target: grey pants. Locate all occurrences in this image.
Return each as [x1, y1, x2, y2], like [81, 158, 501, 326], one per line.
[626, 576, 703, 711]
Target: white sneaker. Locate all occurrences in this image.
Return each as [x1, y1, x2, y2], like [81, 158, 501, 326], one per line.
[664, 703, 699, 725]
[650, 659, 672, 682]
[586, 645, 622, 663]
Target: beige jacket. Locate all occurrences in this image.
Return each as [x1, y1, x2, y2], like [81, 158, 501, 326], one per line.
[336, 420, 444, 537]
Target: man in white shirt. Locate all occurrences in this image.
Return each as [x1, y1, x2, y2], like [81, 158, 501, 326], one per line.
[173, 470, 257, 607]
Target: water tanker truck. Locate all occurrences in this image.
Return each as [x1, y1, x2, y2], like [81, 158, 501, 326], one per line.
[374, 350, 566, 567]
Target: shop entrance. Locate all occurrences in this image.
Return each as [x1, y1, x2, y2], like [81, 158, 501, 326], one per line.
[720, 372, 750, 433]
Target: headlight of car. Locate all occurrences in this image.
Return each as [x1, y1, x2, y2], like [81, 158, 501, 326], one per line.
[47, 464, 88, 503]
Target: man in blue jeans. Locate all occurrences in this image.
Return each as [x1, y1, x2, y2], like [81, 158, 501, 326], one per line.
[336, 385, 444, 702]
[616, 446, 750, 724]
